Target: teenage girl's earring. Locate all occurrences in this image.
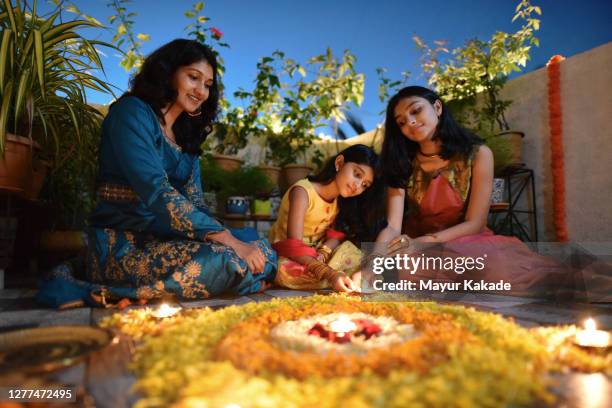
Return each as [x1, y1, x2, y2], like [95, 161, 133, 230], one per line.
[187, 107, 202, 117]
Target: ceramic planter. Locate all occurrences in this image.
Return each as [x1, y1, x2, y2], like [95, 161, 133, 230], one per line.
[491, 178, 506, 203]
[252, 199, 272, 216]
[226, 196, 249, 215]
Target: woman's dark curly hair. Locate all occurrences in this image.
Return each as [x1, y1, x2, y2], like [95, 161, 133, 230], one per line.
[308, 144, 387, 243]
[119, 39, 220, 155]
[381, 86, 483, 188]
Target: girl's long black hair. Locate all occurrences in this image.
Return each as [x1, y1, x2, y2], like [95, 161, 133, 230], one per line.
[115, 39, 220, 155]
[309, 144, 387, 243]
[380, 86, 483, 188]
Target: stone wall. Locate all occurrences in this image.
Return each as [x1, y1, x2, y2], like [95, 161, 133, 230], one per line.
[502, 41, 612, 242]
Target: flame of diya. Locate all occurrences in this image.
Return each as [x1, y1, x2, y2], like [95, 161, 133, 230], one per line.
[309, 315, 382, 344]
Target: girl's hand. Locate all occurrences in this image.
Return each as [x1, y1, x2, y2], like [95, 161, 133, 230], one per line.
[331, 273, 356, 293]
[233, 241, 266, 274]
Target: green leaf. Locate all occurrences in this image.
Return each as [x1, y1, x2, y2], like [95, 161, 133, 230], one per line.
[0, 82, 13, 151]
[65, 5, 79, 14]
[0, 29, 13, 92]
[33, 29, 45, 96]
[13, 68, 31, 125]
[3, 0, 18, 33]
[194, 2, 204, 12]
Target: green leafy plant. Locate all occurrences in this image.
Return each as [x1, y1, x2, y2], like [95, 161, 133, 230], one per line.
[184, 2, 229, 78]
[0, 0, 115, 153]
[210, 51, 284, 156]
[413, 0, 541, 133]
[200, 158, 273, 210]
[233, 49, 364, 167]
[41, 108, 103, 229]
[376, 67, 410, 109]
[107, 0, 150, 72]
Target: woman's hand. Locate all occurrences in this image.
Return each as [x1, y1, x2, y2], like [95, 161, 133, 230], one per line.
[232, 241, 266, 274]
[207, 230, 266, 274]
[387, 234, 411, 254]
[413, 234, 438, 244]
[331, 273, 357, 293]
[351, 271, 362, 292]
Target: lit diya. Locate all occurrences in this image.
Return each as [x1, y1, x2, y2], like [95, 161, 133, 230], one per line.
[270, 313, 417, 354]
[574, 318, 611, 350]
[308, 315, 381, 344]
[151, 303, 181, 319]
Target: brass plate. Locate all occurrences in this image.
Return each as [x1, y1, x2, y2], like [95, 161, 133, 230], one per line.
[0, 325, 113, 374]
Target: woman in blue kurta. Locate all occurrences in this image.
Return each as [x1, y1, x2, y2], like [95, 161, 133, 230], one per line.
[72, 39, 276, 302]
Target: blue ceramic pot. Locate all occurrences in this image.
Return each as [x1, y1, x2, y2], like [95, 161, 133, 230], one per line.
[226, 196, 249, 215]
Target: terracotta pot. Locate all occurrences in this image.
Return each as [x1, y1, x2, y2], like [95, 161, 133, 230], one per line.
[40, 230, 86, 252]
[281, 164, 313, 192]
[211, 153, 243, 172]
[496, 130, 524, 166]
[256, 164, 281, 186]
[0, 134, 33, 193]
[24, 156, 51, 201]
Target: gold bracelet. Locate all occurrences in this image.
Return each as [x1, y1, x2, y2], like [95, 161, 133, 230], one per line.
[317, 244, 333, 263]
[307, 260, 340, 282]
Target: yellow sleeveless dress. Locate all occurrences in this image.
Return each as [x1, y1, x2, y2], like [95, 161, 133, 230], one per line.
[269, 179, 362, 289]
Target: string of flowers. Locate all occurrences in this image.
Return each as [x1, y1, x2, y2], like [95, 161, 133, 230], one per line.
[546, 55, 569, 242]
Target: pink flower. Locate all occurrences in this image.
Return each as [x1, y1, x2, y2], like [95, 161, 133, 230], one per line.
[211, 27, 223, 40]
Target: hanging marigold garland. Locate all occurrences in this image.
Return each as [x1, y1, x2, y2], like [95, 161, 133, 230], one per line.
[546, 55, 569, 242]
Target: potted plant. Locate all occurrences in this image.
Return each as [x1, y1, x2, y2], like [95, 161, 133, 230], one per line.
[39, 111, 102, 253]
[201, 159, 273, 215]
[412, 0, 541, 167]
[255, 49, 364, 190]
[225, 166, 272, 215]
[0, 0, 113, 196]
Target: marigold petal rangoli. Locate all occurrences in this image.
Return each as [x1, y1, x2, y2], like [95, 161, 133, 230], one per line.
[102, 295, 611, 408]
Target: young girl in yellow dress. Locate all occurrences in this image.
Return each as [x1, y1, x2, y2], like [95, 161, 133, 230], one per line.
[269, 144, 380, 292]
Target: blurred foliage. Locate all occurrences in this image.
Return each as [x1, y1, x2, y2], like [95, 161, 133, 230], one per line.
[200, 158, 273, 203]
[413, 0, 541, 133]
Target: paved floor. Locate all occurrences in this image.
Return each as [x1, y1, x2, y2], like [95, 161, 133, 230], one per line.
[0, 287, 610, 408]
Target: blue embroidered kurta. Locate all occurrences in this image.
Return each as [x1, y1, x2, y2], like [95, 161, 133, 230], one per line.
[85, 96, 276, 299]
